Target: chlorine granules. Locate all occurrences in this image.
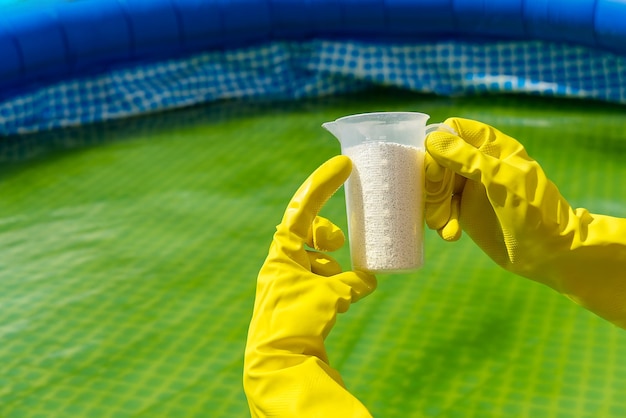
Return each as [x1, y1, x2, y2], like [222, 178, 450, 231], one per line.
[343, 141, 425, 273]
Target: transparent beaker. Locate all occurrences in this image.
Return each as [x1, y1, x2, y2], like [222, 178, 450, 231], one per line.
[323, 112, 443, 274]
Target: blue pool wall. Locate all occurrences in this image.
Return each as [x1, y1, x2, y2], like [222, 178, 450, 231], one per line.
[1, 0, 625, 135]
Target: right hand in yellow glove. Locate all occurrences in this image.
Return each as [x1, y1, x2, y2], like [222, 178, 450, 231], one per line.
[425, 118, 626, 328]
[244, 155, 376, 417]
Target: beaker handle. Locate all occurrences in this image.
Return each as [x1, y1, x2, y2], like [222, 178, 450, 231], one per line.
[425, 123, 458, 136]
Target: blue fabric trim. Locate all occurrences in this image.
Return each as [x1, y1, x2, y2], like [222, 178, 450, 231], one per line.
[3, 0, 626, 95]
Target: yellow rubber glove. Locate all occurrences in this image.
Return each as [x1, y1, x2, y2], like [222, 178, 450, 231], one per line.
[425, 118, 626, 328]
[243, 155, 377, 418]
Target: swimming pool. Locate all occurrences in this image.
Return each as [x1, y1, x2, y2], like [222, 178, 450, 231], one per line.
[1, 2, 626, 417]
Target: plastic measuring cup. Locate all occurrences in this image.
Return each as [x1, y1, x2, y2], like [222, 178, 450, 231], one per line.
[323, 112, 445, 274]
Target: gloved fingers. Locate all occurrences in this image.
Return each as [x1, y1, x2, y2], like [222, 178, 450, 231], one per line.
[442, 117, 532, 160]
[441, 117, 492, 149]
[428, 126, 550, 214]
[332, 271, 377, 311]
[425, 157, 465, 239]
[278, 155, 352, 243]
[426, 130, 502, 183]
[437, 194, 462, 241]
[425, 152, 467, 197]
[307, 251, 343, 277]
[425, 152, 447, 183]
[425, 153, 454, 230]
[307, 216, 345, 252]
[425, 200, 451, 231]
[425, 150, 467, 232]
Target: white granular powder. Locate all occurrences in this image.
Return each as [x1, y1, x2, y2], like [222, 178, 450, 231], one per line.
[343, 141, 424, 273]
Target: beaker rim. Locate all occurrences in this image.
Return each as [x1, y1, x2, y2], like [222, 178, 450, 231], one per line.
[333, 111, 430, 124]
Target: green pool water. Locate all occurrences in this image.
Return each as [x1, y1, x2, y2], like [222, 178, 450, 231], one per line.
[1, 88, 625, 417]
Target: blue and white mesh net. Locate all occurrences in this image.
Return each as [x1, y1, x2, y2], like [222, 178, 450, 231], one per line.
[1, 39, 625, 136]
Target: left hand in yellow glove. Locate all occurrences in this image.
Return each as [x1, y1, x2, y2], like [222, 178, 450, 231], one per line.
[243, 155, 377, 417]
